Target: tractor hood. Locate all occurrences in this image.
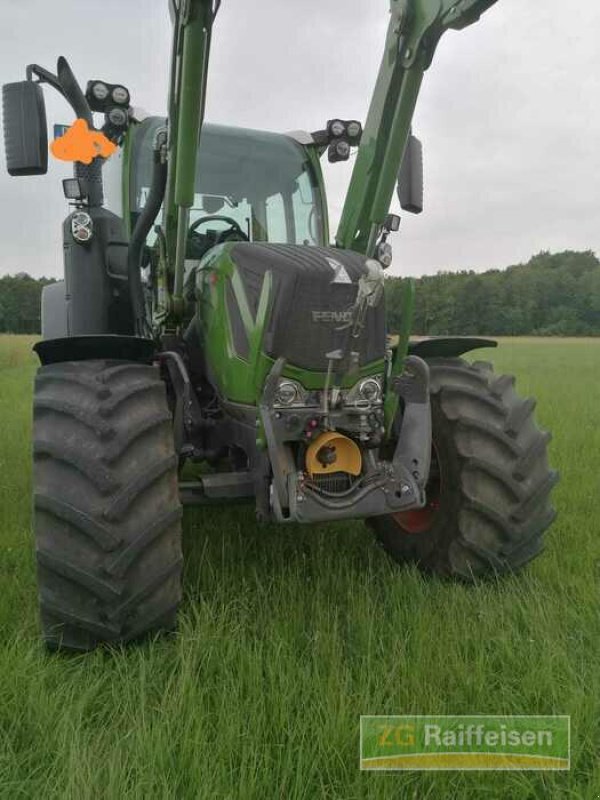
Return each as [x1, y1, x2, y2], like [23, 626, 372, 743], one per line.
[220, 243, 386, 373]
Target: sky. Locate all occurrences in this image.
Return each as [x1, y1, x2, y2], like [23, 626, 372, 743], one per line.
[0, 0, 599, 279]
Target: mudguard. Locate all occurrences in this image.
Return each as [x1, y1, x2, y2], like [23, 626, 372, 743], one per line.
[34, 335, 156, 365]
[408, 337, 497, 360]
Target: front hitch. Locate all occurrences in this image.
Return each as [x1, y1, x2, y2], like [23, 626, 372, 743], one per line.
[258, 356, 433, 524]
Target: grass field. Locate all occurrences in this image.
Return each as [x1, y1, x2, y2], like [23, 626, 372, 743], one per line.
[0, 335, 599, 799]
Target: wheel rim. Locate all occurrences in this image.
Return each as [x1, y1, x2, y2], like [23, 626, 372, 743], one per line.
[392, 446, 441, 535]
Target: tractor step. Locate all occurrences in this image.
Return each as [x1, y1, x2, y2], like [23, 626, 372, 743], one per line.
[179, 472, 255, 505]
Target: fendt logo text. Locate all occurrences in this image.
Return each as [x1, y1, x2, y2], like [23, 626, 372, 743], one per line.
[312, 310, 353, 324]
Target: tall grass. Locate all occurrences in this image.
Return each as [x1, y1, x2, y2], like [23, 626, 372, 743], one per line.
[0, 336, 598, 798]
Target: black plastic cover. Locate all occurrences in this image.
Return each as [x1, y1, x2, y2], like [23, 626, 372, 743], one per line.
[2, 81, 48, 176]
[62, 207, 134, 337]
[229, 243, 386, 372]
[34, 336, 155, 365]
[408, 337, 497, 359]
[398, 134, 423, 215]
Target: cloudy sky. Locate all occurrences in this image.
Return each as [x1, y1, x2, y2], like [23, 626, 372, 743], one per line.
[0, 0, 598, 278]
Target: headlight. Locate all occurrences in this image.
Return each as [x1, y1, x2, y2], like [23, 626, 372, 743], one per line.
[376, 241, 393, 269]
[71, 211, 93, 244]
[346, 375, 384, 405]
[275, 379, 302, 407]
[357, 378, 382, 403]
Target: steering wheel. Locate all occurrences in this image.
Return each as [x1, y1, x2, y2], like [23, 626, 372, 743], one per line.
[189, 214, 249, 244]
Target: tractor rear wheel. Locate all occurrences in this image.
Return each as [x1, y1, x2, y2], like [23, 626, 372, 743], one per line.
[370, 358, 558, 580]
[33, 359, 183, 651]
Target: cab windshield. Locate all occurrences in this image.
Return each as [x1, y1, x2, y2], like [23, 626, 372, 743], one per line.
[130, 118, 325, 249]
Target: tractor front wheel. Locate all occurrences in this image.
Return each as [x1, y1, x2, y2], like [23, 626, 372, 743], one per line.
[33, 359, 183, 651]
[370, 358, 558, 580]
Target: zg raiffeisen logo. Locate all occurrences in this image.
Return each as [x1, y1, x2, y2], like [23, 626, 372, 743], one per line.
[360, 715, 570, 771]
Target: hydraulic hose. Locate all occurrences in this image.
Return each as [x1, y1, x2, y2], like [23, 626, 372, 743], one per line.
[128, 130, 168, 336]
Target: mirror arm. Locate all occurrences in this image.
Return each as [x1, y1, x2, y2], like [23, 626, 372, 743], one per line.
[26, 60, 93, 126]
[26, 64, 63, 95]
[56, 57, 93, 126]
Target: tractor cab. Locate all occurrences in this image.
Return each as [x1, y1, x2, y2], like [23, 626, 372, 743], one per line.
[128, 117, 328, 258]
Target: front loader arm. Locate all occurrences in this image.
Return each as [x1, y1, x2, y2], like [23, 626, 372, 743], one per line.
[336, 0, 498, 256]
[163, 0, 220, 322]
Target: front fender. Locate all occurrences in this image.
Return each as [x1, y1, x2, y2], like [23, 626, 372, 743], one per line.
[408, 337, 497, 360]
[34, 335, 156, 365]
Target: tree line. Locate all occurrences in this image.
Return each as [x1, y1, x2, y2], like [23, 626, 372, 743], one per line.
[386, 250, 600, 336]
[0, 274, 56, 334]
[1, 249, 599, 336]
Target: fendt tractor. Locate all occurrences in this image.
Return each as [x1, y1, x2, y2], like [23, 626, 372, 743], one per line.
[2, 0, 557, 651]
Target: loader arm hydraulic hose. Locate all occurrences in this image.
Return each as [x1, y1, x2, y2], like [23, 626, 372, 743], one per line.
[164, 0, 220, 321]
[128, 130, 168, 336]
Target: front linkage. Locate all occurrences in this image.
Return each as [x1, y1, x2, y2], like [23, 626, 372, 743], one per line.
[260, 356, 432, 523]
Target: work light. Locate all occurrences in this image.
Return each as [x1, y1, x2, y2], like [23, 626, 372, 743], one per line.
[328, 139, 352, 163]
[328, 119, 346, 138]
[62, 178, 88, 201]
[91, 81, 109, 101]
[86, 80, 131, 113]
[111, 86, 130, 106]
[346, 120, 362, 142]
[336, 141, 351, 158]
[108, 107, 128, 127]
[346, 119, 362, 147]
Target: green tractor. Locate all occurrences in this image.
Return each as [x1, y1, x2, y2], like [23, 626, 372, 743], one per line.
[2, 0, 557, 651]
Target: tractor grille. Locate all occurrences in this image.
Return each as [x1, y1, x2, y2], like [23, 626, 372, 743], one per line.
[308, 471, 356, 496]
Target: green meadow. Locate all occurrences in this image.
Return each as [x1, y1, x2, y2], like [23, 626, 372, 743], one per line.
[0, 335, 598, 798]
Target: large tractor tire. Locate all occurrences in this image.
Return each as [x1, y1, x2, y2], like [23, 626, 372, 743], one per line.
[370, 358, 558, 580]
[33, 360, 183, 651]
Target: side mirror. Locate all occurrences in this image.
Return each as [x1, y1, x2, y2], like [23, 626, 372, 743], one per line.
[397, 134, 423, 215]
[2, 81, 48, 176]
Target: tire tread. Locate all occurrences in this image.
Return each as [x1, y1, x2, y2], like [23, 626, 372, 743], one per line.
[371, 358, 557, 580]
[33, 359, 182, 651]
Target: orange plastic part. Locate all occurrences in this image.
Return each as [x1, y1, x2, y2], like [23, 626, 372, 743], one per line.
[50, 118, 117, 165]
